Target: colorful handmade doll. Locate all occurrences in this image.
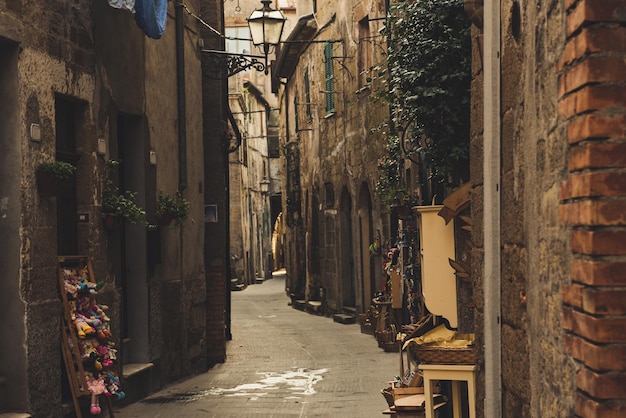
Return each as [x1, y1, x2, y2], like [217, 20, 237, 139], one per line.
[87, 374, 106, 415]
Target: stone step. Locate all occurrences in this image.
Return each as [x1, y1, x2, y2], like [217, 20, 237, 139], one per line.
[333, 313, 356, 324]
[343, 306, 357, 314]
[119, 363, 159, 407]
[306, 300, 323, 315]
[292, 299, 306, 311]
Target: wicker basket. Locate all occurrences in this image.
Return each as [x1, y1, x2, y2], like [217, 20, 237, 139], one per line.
[375, 329, 396, 344]
[380, 387, 395, 407]
[414, 343, 476, 365]
[382, 340, 401, 352]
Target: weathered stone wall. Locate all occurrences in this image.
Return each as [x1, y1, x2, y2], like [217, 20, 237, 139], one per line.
[558, 1, 626, 417]
[1, 1, 98, 415]
[468, 4, 485, 410]
[280, 0, 390, 313]
[472, 1, 577, 417]
[200, 0, 230, 365]
[0, 0, 220, 414]
[506, 1, 577, 416]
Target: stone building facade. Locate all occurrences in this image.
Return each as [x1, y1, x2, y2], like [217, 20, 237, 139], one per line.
[470, 0, 626, 417]
[0, 1, 229, 416]
[276, 0, 391, 314]
[276, 0, 626, 416]
[225, 0, 296, 287]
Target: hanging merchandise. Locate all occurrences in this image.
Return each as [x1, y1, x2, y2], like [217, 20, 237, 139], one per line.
[59, 257, 124, 417]
[134, 0, 168, 39]
[108, 0, 135, 12]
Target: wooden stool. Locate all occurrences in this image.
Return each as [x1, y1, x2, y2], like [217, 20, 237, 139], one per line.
[419, 364, 476, 418]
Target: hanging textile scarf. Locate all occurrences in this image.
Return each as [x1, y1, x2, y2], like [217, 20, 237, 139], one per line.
[108, 0, 135, 12]
[134, 0, 168, 39]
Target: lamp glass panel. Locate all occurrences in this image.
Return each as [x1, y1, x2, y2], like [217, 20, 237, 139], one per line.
[248, 9, 285, 46]
[248, 10, 266, 45]
[263, 14, 285, 44]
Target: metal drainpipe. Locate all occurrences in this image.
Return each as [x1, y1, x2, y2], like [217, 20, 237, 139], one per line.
[175, 2, 187, 191]
[483, 0, 502, 417]
[284, 85, 290, 143]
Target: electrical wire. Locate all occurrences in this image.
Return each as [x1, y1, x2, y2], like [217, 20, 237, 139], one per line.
[174, 0, 223, 38]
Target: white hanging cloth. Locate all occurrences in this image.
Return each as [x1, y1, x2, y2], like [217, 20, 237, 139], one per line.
[108, 0, 135, 12]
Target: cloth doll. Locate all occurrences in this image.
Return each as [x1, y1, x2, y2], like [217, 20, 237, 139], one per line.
[87, 374, 106, 415]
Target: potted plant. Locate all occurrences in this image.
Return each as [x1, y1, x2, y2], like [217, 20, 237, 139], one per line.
[102, 187, 145, 230]
[156, 190, 190, 228]
[36, 161, 76, 196]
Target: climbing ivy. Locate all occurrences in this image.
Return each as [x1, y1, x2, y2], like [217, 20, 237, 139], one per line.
[384, 0, 471, 183]
[375, 134, 402, 207]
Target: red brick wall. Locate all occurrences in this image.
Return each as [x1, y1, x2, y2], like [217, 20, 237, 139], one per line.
[558, 1, 626, 416]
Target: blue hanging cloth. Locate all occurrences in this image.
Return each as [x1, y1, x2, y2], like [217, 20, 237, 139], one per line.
[134, 0, 168, 39]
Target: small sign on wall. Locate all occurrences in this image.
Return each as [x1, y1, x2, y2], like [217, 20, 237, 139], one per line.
[205, 205, 218, 223]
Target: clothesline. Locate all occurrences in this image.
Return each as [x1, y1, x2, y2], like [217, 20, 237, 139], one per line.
[175, 0, 223, 38]
[107, 0, 256, 42]
[108, 0, 168, 39]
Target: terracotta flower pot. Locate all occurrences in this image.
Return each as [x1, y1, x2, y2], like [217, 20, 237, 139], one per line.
[157, 212, 175, 227]
[103, 214, 123, 231]
[36, 169, 60, 196]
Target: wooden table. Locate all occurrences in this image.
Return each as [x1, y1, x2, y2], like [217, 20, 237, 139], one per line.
[418, 364, 476, 418]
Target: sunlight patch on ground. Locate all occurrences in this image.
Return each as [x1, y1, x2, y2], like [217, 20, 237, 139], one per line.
[208, 368, 328, 398]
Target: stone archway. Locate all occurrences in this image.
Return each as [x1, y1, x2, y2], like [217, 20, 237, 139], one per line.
[357, 183, 375, 310]
[307, 192, 321, 301]
[339, 188, 356, 308]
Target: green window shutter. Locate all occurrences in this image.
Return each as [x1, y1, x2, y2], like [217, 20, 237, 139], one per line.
[304, 68, 312, 119]
[294, 95, 299, 132]
[324, 42, 335, 115]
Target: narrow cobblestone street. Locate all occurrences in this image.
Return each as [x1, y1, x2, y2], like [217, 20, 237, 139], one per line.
[116, 273, 397, 417]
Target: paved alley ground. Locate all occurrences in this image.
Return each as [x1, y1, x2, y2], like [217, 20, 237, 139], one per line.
[116, 273, 397, 417]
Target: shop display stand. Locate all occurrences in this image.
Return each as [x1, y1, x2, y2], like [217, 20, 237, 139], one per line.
[58, 256, 115, 418]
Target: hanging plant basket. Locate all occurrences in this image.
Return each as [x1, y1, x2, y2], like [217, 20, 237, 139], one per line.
[36, 161, 75, 196]
[103, 214, 123, 231]
[36, 169, 60, 196]
[157, 212, 175, 227]
[156, 190, 189, 228]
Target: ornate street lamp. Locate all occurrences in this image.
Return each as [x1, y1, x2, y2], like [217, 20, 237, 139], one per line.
[247, 0, 286, 74]
[260, 178, 271, 194]
[201, 0, 286, 78]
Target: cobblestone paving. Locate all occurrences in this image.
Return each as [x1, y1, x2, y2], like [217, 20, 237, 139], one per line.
[116, 273, 397, 417]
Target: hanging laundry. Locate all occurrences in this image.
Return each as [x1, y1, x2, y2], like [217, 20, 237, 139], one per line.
[134, 0, 168, 39]
[108, 0, 135, 12]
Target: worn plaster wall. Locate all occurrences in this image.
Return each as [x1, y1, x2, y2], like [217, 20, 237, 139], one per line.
[144, 3, 207, 379]
[92, 0, 209, 384]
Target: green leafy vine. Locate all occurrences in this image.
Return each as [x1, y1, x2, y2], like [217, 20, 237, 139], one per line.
[382, 0, 472, 185]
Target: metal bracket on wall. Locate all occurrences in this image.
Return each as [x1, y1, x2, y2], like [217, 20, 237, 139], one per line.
[201, 49, 267, 79]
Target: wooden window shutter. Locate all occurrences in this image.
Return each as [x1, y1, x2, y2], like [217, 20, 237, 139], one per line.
[324, 42, 335, 115]
[304, 68, 312, 119]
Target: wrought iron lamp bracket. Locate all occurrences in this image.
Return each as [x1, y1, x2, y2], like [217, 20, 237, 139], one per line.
[202, 49, 267, 79]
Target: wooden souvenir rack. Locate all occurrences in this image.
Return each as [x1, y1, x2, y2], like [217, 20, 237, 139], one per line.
[58, 256, 115, 418]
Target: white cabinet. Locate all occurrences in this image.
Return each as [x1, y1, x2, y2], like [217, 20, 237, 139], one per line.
[415, 205, 457, 328]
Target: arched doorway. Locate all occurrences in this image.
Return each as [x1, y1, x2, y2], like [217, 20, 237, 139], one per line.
[357, 183, 375, 310]
[339, 188, 355, 308]
[308, 192, 321, 300]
